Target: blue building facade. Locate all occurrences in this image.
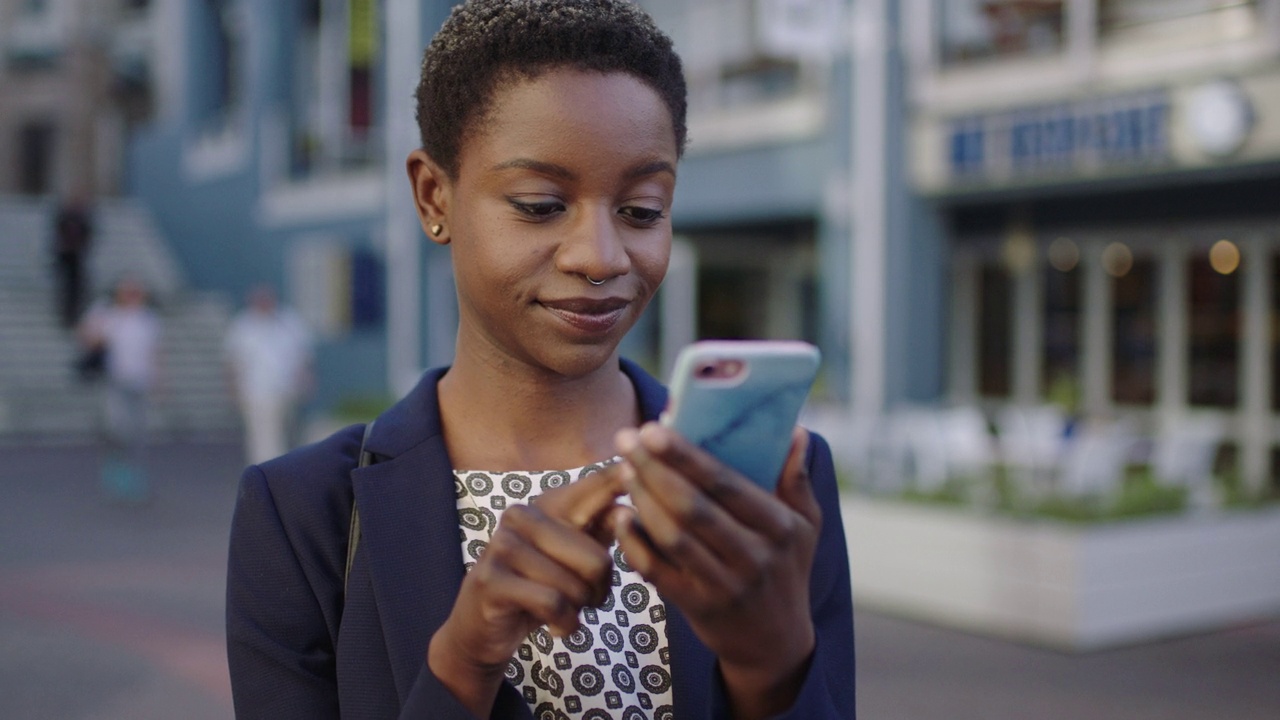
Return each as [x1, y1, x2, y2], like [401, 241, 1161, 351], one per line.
[125, 0, 947, 417]
[128, 0, 458, 410]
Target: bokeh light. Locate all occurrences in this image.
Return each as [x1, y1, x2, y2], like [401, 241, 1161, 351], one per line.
[1048, 237, 1079, 272]
[1102, 242, 1134, 278]
[1209, 239, 1240, 275]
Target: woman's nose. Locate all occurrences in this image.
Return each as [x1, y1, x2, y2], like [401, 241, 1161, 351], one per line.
[556, 204, 631, 282]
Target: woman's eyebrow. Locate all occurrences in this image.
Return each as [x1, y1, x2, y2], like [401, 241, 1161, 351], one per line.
[625, 160, 676, 179]
[491, 158, 575, 179]
[489, 158, 675, 180]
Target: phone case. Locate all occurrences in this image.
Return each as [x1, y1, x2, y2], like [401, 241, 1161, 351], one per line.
[662, 340, 821, 490]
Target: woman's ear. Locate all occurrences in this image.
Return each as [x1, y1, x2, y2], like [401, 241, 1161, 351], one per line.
[406, 149, 452, 245]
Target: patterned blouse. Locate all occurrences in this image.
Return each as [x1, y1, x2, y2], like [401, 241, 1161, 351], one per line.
[454, 461, 674, 720]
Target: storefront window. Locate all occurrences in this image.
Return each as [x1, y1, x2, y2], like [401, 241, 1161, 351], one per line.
[937, 0, 1066, 66]
[197, 0, 243, 131]
[699, 266, 769, 340]
[1098, 0, 1259, 44]
[288, 0, 382, 178]
[1043, 252, 1081, 407]
[979, 264, 1013, 397]
[1112, 257, 1157, 405]
[1187, 253, 1240, 407]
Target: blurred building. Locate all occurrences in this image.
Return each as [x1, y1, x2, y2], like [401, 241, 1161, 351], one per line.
[113, 0, 942, 419]
[124, 0, 454, 410]
[644, 0, 943, 415]
[903, 0, 1280, 493]
[0, 0, 153, 197]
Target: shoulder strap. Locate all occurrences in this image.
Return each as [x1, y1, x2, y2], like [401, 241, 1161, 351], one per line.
[345, 420, 377, 594]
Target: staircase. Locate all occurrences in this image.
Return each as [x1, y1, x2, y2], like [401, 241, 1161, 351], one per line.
[0, 195, 238, 441]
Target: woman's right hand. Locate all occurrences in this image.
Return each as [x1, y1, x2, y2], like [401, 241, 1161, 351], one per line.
[427, 470, 624, 717]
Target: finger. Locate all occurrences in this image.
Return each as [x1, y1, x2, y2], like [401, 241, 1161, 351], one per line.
[629, 424, 795, 542]
[615, 453, 742, 589]
[495, 505, 613, 606]
[616, 432, 768, 571]
[464, 563, 584, 639]
[533, 465, 627, 530]
[614, 511, 685, 593]
[775, 428, 822, 529]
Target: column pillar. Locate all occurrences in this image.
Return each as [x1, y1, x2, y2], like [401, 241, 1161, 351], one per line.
[1081, 238, 1112, 417]
[1240, 236, 1271, 496]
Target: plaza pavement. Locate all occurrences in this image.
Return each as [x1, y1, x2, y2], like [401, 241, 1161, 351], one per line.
[0, 439, 1275, 719]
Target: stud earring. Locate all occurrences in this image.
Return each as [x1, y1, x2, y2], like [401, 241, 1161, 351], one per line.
[429, 224, 444, 237]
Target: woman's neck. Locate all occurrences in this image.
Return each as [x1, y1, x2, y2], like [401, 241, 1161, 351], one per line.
[438, 349, 640, 472]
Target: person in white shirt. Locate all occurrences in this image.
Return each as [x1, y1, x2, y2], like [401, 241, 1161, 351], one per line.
[224, 284, 314, 465]
[78, 277, 162, 502]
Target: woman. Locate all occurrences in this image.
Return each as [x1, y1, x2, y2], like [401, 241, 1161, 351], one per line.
[225, 2, 855, 718]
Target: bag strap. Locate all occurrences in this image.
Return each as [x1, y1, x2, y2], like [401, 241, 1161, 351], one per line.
[345, 420, 377, 594]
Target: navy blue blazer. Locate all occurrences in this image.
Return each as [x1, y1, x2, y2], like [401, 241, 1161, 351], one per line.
[226, 359, 856, 719]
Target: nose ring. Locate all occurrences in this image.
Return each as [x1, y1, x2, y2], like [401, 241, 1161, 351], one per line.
[587, 276, 606, 286]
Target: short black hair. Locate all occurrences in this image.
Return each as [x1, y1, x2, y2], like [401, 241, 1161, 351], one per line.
[415, 0, 687, 179]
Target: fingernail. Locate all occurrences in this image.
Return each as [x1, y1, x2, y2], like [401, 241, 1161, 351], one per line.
[614, 428, 640, 455]
[638, 423, 668, 452]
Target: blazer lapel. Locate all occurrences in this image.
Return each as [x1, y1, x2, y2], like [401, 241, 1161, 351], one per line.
[666, 602, 716, 715]
[348, 367, 463, 702]
[350, 435, 463, 702]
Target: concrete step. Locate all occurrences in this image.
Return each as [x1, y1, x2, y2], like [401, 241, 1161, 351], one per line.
[0, 195, 234, 439]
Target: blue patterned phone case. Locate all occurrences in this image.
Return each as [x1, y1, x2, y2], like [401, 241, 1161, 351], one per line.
[662, 341, 821, 491]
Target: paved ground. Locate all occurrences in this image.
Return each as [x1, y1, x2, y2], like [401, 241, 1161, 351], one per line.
[0, 440, 1276, 719]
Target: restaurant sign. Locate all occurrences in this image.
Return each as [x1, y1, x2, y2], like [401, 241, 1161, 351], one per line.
[948, 90, 1171, 183]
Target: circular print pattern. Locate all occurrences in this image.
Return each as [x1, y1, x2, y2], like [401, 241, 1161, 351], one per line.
[458, 508, 488, 532]
[540, 470, 570, 492]
[464, 472, 493, 496]
[505, 658, 525, 686]
[531, 627, 554, 655]
[628, 625, 659, 654]
[456, 463, 670, 717]
[531, 661, 564, 697]
[501, 473, 532, 499]
[620, 583, 649, 613]
[611, 664, 636, 693]
[564, 626, 593, 654]
[639, 665, 672, 694]
[571, 665, 606, 696]
[599, 624, 624, 653]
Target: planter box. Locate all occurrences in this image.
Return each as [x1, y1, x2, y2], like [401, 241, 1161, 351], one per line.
[841, 495, 1280, 650]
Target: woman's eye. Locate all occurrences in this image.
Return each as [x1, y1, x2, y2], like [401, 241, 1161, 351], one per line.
[619, 206, 666, 224]
[509, 199, 565, 218]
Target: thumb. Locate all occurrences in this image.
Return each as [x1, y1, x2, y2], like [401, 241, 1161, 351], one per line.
[776, 427, 821, 528]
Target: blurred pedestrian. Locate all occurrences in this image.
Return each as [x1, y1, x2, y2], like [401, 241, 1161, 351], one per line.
[223, 284, 314, 465]
[78, 277, 162, 502]
[53, 194, 94, 328]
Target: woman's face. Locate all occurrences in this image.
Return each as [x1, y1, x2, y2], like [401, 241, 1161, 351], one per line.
[425, 68, 678, 378]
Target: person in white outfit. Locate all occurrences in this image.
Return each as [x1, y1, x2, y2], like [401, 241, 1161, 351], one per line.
[224, 285, 314, 465]
[78, 277, 162, 501]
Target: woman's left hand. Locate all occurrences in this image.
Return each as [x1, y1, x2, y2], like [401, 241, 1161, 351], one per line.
[607, 423, 822, 720]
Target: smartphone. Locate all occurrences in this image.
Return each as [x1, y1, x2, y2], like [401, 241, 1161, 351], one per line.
[662, 340, 821, 491]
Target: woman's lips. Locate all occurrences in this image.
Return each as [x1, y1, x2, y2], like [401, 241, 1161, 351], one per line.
[540, 297, 629, 334]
